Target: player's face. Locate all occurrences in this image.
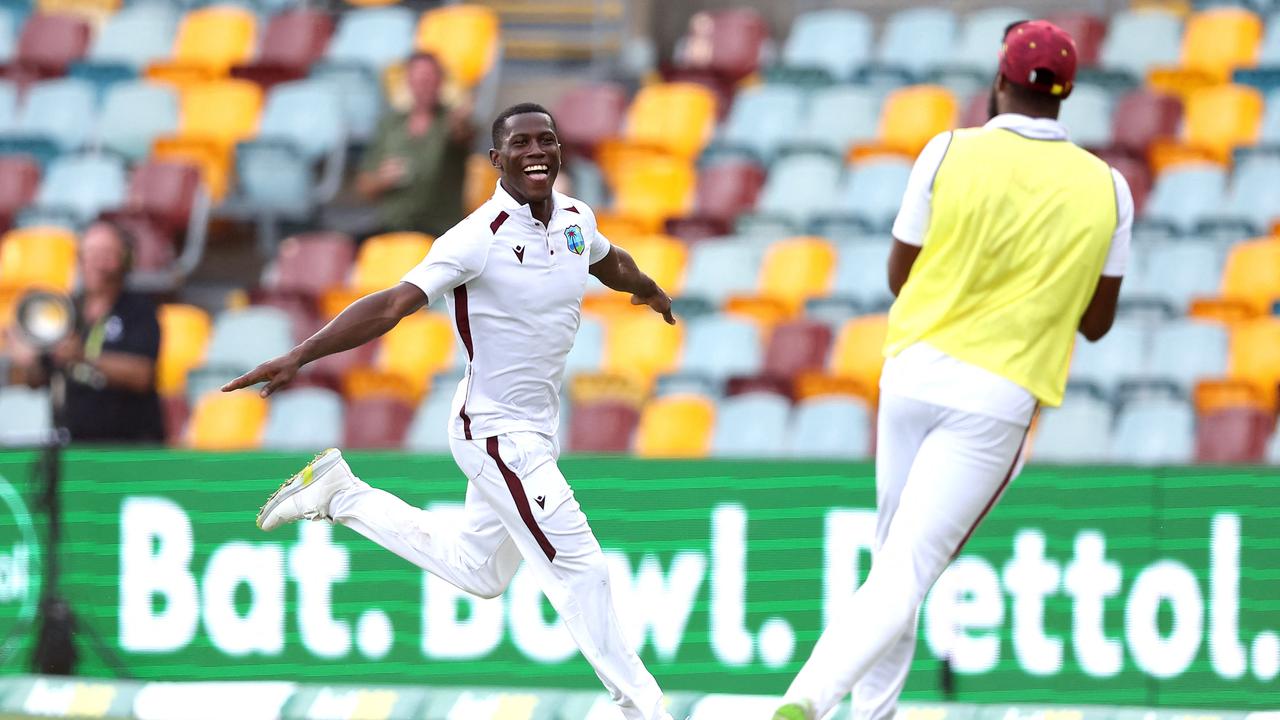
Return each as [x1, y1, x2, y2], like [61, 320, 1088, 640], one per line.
[492, 113, 560, 205]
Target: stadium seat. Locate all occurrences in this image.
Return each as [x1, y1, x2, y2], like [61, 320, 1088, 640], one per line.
[0, 386, 51, 444]
[0, 226, 75, 292]
[1219, 156, 1280, 233]
[831, 240, 892, 307]
[675, 7, 770, 84]
[785, 395, 872, 459]
[1111, 89, 1183, 156]
[1032, 389, 1113, 463]
[352, 232, 431, 296]
[603, 313, 683, 386]
[793, 85, 881, 156]
[1184, 84, 1264, 162]
[622, 82, 717, 159]
[1221, 238, 1280, 313]
[876, 7, 958, 78]
[99, 81, 180, 160]
[231, 9, 334, 89]
[1142, 164, 1228, 233]
[879, 85, 957, 156]
[829, 314, 889, 401]
[1149, 319, 1229, 390]
[1261, 10, 1280, 66]
[157, 303, 211, 397]
[1197, 406, 1273, 464]
[84, 2, 179, 71]
[1262, 88, 1280, 146]
[236, 78, 345, 216]
[717, 84, 805, 163]
[679, 157, 765, 231]
[781, 8, 872, 80]
[633, 394, 715, 458]
[0, 154, 37, 230]
[805, 296, 862, 330]
[1269, 426, 1280, 464]
[30, 153, 126, 225]
[0, 79, 15, 130]
[755, 153, 843, 227]
[309, 62, 381, 142]
[759, 236, 836, 311]
[1046, 13, 1107, 67]
[266, 232, 355, 301]
[12, 77, 95, 152]
[376, 311, 455, 398]
[679, 315, 762, 381]
[1108, 395, 1195, 465]
[325, 6, 415, 72]
[951, 7, 1028, 75]
[260, 387, 343, 450]
[1105, 155, 1152, 217]
[147, 6, 258, 86]
[1058, 84, 1113, 148]
[712, 391, 790, 457]
[0, 12, 13, 65]
[155, 79, 263, 199]
[187, 391, 267, 450]
[764, 319, 832, 380]
[403, 387, 453, 452]
[122, 159, 202, 238]
[569, 399, 639, 453]
[564, 314, 604, 376]
[683, 241, 764, 303]
[415, 4, 499, 89]
[344, 396, 414, 449]
[1100, 9, 1184, 79]
[205, 306, 294, 371]
[1180, 7, 1262, 83]
[553, 82, 627, 157]
[1229, 317, 1280, 405]
[1069, 319, 1150, 392]
[9, 13, 91, 80]
[1125, 240, 1223, 309]
[833, 158, 913, 233]
[610, 155, 696, 232]
[621, 235, 686, 295]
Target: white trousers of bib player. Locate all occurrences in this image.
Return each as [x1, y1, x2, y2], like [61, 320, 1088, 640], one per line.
[326, 431, 673, 720]
[784, 392, 1032, 720]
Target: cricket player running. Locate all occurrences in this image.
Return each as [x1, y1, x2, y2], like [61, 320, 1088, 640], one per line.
[224, 103, 680, 720]
[774, 21, 1133, 720]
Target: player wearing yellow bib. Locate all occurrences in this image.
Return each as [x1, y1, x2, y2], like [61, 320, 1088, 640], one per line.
[775, 20, 1133, 720]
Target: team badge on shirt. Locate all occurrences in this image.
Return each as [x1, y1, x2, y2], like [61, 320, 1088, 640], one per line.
[564, 225, 585, 255]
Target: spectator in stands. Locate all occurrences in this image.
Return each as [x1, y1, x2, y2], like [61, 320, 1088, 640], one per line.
[6, 221, 164, 444]
[355, 51, 474, 237]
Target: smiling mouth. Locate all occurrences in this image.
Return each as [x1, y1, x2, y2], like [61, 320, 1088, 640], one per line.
[523, 164, 550, 181]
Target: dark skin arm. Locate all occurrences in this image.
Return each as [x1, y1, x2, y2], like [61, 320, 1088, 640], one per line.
[589, 246, 676, 324]
[222, 283, 427, 397]
[887, 239, 922, 297]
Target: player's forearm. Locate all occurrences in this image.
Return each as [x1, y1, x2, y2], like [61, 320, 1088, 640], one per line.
[593, 247, 659, 296]
[293, 285, 425, 365]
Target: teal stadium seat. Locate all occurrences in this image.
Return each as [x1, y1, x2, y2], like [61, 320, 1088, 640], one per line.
[712, 391, 789, 458]
[680, 315, 762, 380]
[1100, 10, 1184, 79]
[1058, 83, 1113, 148]
[404, 388, 454, 452]
[0, 80, 17, 131]
[261, 387, 343, 450]
[1068, 317, 1150, 393]
[792, 85, 880, 156]
[786, 396, 872, 459]
[236, 79, 345, 217]
[16, 78, 96, 152]
[952, 7, 1029, 75]
[205, 306, 295, 371]
[324, 7, 415, 72]
[566, 157, 607, 210]
[85, 3, 179, 71]
[1109, 395, 1195, 465]
[1259, 12, 1280, 66]
[1150, 320, 1229, 391]
[683, 240, 764, 303]
[99, 81, 179, 160]
[0, 386, 51, 445]
[1219, 155, 1280, 231]
[1142, 164, 1227, 233]
[310, 63, 381, 142]
[781, 9, 874, 80]
[564, 315, 603, 375]
[756, 153, 843, 227]
[1123, 240, 1224, 310]
[717, 84, 805, 163]
[1033, 389, 1113, 463]
[29, 153, 126, 225]
[876, 8, 958, 79]
[1260, 90, 1280, 143]
[830, 158, 912, 233]
[1268, 426, 1280, 464]
[0, 10, 14, 64]
[831, 240, 892, 307]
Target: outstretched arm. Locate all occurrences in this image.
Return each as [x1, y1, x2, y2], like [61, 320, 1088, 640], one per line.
[589, 246, 675, 324]
[223, 283, 427, 397]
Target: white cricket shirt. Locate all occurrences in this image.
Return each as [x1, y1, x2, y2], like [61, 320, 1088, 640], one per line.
[880, 113, 1135, 426]
[401, 181, 611, 439]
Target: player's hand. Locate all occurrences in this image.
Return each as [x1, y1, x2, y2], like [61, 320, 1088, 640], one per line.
[222, 352, 302, 398]
[631, 287, 676, 325]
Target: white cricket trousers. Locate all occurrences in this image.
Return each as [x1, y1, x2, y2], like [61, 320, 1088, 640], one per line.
[785, 392, 1032, 720]
[326, 431, 673, 720]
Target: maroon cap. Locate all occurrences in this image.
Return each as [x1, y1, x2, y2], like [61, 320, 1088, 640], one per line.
[999, 20, 1078, 98]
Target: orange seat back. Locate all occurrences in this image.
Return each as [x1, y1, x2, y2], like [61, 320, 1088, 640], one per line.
[602, 313, 684, 385]
[1184, 84, 1263, 162]
[879, 85, 957, 156]
[170, 6, 258, 75]
[157, 304, 211, 397]
[633, 394, 715, 458]
[377, 311, 456, 398]
[352, 232, 434, 295]
[759, 236, 836, 311]
[829, 315, 890, 403]
[1228, 318, 1280, 407]
[1221, 238, 1280, 314]
[188, 391, 267, 449]
[624, 83, 717, 159]
[1181, 7, 1262, 82]
[415, 5, 500, 88]
[0, 227, 78, 293]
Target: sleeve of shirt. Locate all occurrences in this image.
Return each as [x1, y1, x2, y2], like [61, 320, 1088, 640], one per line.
[890, 131, 953, 247]
[112, 299, 160, 360]
[400, 219, 493, 303]
[1102, 168, 1134, 277]
[585, 206, 612, 264]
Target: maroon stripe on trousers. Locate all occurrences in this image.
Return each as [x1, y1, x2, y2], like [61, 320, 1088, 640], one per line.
[948, 416, 1035, 562]
[486, 437, 557, 562]
[452, 285, 474, 439]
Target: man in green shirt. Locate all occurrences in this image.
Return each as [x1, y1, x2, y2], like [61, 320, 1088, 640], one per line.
[356, 52, 473, 237]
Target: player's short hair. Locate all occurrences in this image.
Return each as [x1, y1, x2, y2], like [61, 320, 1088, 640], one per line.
[491, 102, 556, 149]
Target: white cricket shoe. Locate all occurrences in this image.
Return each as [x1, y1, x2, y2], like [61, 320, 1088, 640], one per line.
[256, 448, 356, 531]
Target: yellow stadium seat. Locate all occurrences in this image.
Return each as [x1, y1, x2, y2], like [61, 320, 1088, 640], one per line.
[581, 292, 646, 320]
[723, 294, 792, 331]
[147, 6, 258, 86]
[568, 371, 647, 407]
[157, 304, 211, 397]
[1194, 378, 1270, 415]
[1188, 297, 1260, 326]
[416, 5, 500, 89]
[633, 394, 715, 458]
[794, 371, 876, 404]
[176, 79, 263, 149]
[1229, 317, 1280, 402]
[377, 311, 455, 398]
[621, 235, 687, 295]
[1145, 67, 1217, 104]
[880, 85, 957, 157]
[187, 391, 267, 450]
[341, 366, 420, 402]
[593, 211, 651, 245]
[603, 313, 683, 385]
[612, 156, 696, 232]
[464, 153, 499, 212]
[1221, 238, 1280, 314]
[352, 232, 434, 295]
[0, 228, 77, 293]
[1181, 7, 1262, 82]
[623, 83, 717, 159]
[1184, 84, 1264, 162]
[759, 236, 836, 311]
[830, 314, 889, 403]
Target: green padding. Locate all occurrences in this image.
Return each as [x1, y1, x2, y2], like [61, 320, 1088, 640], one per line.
[0, 452, 1275, 710]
